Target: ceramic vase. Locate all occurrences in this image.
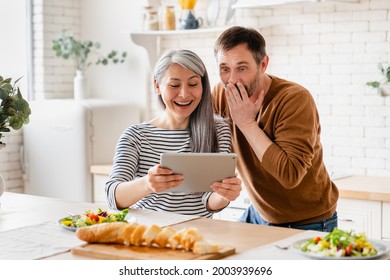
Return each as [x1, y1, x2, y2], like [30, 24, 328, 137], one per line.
[74, 70, 88, 100]
[179, 9, 203, 30]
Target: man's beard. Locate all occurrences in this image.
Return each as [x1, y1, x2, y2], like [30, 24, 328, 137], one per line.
[224, 68, 261, 97]
[243, 69, 261, 97]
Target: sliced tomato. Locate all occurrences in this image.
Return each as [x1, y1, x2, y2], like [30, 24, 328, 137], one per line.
[314, 236, 322, 243]
[345, 244, 354, 256]
[89, 213, 100, 222]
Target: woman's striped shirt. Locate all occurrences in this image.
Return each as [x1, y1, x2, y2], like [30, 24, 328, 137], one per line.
[105, 118, 231, 218]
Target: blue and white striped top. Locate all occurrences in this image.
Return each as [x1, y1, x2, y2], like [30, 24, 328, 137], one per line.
[105, 118, 231, 218]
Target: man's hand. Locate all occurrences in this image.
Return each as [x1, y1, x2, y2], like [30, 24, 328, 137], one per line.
[225, 82, 264, 130]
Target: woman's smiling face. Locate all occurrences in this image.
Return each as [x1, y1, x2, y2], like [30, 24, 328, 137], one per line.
[156, 63, 203, 125]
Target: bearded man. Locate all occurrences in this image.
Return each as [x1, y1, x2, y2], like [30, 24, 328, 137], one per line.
[212, 26, 339, 232]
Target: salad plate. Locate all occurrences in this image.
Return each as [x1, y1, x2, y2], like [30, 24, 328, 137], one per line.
[58, 208, 130, 232]
[58, 215, 80, 232]
[292, 238, 390, 260]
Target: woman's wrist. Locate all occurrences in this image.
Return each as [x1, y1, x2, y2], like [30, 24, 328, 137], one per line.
[207, 192, 230, 211]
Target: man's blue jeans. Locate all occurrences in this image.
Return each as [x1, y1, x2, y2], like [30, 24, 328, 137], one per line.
[239, 205, 338, 232]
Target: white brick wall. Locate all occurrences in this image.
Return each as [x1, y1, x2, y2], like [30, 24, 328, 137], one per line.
[34, 0, 81, 100]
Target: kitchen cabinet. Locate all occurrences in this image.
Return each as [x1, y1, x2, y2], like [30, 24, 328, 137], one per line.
[335, 176, 390, 240]
[336, 198, 382, 239]
[23, 100, 140, 203]
[90, 165, 112, 204]
[383, 202, 390, 241]
[92, 174, 108, 204]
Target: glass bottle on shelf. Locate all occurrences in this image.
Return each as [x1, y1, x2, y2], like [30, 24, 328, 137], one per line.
[143, 6, 159, 31]
[161, 5, 176, 31]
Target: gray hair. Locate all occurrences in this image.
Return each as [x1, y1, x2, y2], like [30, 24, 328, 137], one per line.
[153, 49, 219, 152]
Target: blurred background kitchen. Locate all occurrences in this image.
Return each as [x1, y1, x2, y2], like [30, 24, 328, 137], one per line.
[0, 0, 389, 202]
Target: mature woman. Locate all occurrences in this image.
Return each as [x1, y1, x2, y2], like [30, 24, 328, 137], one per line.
[106, 49, 241, 218]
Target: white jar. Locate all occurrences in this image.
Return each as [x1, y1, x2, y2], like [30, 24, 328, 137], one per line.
[74, 70, 88, 99]
[144, 7, 159, 31]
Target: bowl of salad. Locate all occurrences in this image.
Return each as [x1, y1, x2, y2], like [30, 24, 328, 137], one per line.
[58, 208, 130, 231]
[293, 228, 389, 259]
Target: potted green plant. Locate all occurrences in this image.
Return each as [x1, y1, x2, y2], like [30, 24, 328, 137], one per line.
[52, 30, 127, 99]
[366, 62, 390, 97]
[0, 76, 31, 147]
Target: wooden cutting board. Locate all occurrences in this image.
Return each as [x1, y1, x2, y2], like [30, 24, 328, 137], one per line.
[71, 243, 235, 260]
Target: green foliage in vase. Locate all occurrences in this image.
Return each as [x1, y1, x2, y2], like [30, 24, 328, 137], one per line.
[0, 76, 31, 144]
[52, 30, 127, 72]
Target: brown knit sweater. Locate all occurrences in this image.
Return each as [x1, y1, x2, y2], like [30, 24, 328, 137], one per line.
[212, 76, 339, 224]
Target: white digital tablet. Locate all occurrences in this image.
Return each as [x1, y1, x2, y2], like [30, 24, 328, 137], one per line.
[160, 152, 237, 193]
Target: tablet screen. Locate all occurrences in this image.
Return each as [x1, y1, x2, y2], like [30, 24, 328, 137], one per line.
[160, 153, 237, 193]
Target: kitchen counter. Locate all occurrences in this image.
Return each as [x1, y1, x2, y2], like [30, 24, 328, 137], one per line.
[334, 175, 390, 202]
[91, 165, 390, 202]
[90, 164, 112, 175]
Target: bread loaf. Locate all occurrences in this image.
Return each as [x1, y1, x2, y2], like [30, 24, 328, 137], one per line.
[76, 221, 129, 244]
[75, 222, 219, 255]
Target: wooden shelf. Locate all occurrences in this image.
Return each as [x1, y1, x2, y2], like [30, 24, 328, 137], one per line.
[130, 27, 226, 37]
